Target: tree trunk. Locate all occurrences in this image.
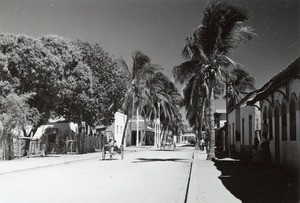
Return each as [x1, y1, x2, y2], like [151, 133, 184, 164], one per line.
[2, 133, 10, 160]
[121, 116, 129, 146]
[159, 127, 165, 149]
[207, 84, 216, 160]
[196, 125, 202, 150]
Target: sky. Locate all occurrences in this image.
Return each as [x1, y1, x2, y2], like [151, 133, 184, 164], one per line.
[0, 0, 299, 111]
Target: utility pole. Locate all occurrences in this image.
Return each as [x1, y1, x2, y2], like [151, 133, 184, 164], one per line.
[158, 102, 161, 147]
[226, 75, 231, 158]
[136, 108, 139, 146]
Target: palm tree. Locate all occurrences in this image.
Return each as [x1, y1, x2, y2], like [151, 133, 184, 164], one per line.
[117, 51, 159, 146]
[225, 67, 255, 111]
[139, 72, 182, 147]
[182, 74, 207, 146]
[173, 1, 255, 159]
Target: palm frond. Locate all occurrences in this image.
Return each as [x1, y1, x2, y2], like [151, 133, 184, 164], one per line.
[230, 26, 256, 51]
[172, 61, 199, 84]
[115, 57, 131, 77]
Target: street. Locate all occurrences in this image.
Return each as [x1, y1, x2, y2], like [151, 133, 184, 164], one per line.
[0, 147, 194, 203]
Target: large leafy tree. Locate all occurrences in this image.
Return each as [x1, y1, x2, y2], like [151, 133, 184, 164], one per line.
[75, 40, 127, 126]
[40, 36, 126, 128]
[173, 1, 255, 159]
[0, 52, 40, 159]
[1, 35, 60, 133]
[0, 34, 126, 134]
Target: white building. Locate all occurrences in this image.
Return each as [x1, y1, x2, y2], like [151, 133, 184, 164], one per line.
[104, 111, 127, 146]
[228, 90, 261, 158]
[123, 117, 155, 147]
[247, 57, 300, 170]
[214, 109, 226, 129]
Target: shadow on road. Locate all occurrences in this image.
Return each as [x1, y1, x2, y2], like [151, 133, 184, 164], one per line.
[213, 159, 299, 203]
[132, 158, 188, 163]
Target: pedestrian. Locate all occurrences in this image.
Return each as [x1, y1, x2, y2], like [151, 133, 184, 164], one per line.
[200, 138, 205, 151]
[258, 133, 271, 167]
[253, 135, 259, 150]
[108, 136, 116, 159]
[204, 133, 210, 153]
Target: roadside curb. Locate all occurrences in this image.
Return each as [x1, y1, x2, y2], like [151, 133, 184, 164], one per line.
[186, 150, 241, 203]
[0, 154, 102, 176]
[184, 149, 195, 203]
[0, 147, 152, 176]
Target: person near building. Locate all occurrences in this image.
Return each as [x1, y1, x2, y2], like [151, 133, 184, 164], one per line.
[258, 133, 271, 167]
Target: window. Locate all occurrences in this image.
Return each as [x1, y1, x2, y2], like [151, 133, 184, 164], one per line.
[236, 130, 241, 141]
[249, 115, 252, 145]
[232, 123, 235, 142]
[117, 125, 119, 134]
[282, 104, 287, 141]
[290, 100, 296, 141]
[274, 107, 279, 139]
[228, 124, 231, 144]
[262, 106, 268, 135]
[268, 108, 273, 140]
[242, 118, 245, 145]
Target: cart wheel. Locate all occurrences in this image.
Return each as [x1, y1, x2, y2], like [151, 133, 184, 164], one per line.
[120, 145, 124, 160]
[102, 147, 105, 160]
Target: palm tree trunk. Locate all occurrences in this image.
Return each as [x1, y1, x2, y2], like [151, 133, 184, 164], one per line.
[121, 116, 129, 146]
[136, 108, 139, 146]
[225, 74, 231, 158]
[207, 84, 216, 160]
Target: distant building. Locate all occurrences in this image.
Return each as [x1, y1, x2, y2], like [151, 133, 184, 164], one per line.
[214, 109, 227, 150]
[228, 91, 261, 158]
[123, 116, 155, 146]
[214, 109, 226, 129]
[247, 57, 300, 170]
[99, 111, 127, 146]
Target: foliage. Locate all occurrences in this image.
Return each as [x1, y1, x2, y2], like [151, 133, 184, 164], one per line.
[173, 1, 255, 159]
[0, 34, 127, 136]
[225, 67, 255, 110]
[0, 92, 40, 160]
[118, 51, 182, 146]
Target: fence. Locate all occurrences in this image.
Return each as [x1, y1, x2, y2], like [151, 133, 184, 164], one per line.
[13, 134, 106, 157]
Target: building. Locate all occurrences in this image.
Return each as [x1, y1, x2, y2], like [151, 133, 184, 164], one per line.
[214, 109, 226, 129]
[247, 57, 300, 170]
[214, 109, 227, 150]
[99, 111, 127, 146]
[123, 116, 155, 147]
[228, 90, 261, 158]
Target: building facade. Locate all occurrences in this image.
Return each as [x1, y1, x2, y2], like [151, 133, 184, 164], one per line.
[228, 91, 261, 158]
[248, 57, 300, 169]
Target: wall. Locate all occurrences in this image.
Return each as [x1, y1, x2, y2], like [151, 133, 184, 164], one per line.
[260, 77, 300, 169]
[105, 112, 127, 146]
[228, 108, 236, 149]
[228, 99, 261, 158]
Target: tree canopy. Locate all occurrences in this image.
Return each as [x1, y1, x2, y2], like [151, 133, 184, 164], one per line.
[173, 1, 256, 159]
[0, 34, 127, 135]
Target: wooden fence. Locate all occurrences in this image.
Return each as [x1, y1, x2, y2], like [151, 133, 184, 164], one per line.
[13, 135, 106, 157]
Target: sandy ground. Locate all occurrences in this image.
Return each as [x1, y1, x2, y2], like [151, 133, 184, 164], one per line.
[0, 147, 193, 203]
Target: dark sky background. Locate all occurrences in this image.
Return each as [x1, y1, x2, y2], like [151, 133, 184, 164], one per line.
[0, 0, 299, 111]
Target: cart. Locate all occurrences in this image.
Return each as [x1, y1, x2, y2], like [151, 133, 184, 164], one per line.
[102, 144, 124, 160]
